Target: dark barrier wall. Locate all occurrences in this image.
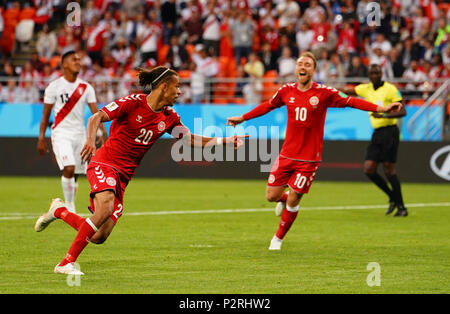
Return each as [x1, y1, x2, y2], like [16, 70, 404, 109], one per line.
[1, 138, 449, 183]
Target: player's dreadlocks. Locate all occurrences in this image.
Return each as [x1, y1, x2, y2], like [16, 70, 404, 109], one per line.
[137, 66, 178, 90]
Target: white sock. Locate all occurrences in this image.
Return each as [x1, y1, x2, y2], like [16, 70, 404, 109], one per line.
[286, 205, 299, 212]
[61, 176, 76, 205]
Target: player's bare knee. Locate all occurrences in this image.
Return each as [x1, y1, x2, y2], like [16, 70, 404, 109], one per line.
[363, 163, 377, 175]
[63, 166, 75, 178]
[266, 192, 280, 203]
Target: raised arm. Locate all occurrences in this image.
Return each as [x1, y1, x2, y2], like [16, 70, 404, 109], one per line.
[81, 111, 110, 162]
[37, 103, 53, 155]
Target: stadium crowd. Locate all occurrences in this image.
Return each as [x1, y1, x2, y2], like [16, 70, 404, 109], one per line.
[0, 0, 449, 104]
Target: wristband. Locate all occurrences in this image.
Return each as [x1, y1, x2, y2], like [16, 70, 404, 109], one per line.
[216, 137, 223, 145]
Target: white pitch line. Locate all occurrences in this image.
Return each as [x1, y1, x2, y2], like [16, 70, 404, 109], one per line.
[0, 202, 449, 221]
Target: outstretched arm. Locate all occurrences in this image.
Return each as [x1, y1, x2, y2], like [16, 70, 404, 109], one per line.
[372, 100, 407, 118]
[227, 100, 276, 127]
[347, 97, 403, 114]
[187, 133, 249, 149]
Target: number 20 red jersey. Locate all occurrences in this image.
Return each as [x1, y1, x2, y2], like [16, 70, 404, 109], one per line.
[91, 93, 188, 180]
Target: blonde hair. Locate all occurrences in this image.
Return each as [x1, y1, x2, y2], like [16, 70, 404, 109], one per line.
[298, 52, 317, 69]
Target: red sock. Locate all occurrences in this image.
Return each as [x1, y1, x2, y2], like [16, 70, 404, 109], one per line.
[55, 207, 85, 231]
[59, 219, 97, 266]
[279, 192, 288, 203]
[275, 209, 298, 240]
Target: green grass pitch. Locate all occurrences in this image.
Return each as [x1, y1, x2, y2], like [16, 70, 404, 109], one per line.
[0, 176, 449, 294]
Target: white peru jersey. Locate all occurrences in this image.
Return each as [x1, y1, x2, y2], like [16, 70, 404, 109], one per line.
[43, 76, 96, 136]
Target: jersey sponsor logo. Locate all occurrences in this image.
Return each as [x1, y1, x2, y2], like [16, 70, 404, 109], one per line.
[106, 102, 118, 111]
[309, 96, 319, 107]
[136, 115, 143, 123]
[106, 177, 117, 187]
[268, 174, 276, 184]
[158, 121, 166, 132]
[430, 145, 450, 181]
[289, 97, 295, 103]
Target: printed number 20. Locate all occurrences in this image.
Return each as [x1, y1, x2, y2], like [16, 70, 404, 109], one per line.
[135, 128, 153, 145]
[295, 107, 307, 121]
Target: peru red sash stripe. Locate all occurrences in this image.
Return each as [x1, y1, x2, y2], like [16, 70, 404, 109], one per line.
[52, 83, 87, 129]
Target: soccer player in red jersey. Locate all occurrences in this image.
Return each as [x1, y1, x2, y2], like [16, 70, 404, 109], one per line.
[227, 52, 403, 250]
[35, 66, 247, 275]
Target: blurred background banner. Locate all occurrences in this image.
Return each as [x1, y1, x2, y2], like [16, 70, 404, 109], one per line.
[0, 102, 443, 141]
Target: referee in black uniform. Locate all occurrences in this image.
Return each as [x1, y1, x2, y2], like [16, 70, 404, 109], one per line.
[345, 64, 408, 216]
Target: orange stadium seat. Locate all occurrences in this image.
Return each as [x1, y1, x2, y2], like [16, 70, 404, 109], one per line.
[185, 44, 195, 61]
[262, 70, 279, 101]
[177, 70, 191, 79]
[157, 44, 170, 65]
[408, 99, 425, 106]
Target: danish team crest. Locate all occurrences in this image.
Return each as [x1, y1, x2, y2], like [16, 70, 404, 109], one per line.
[268, 174, 276, 184]
[158, 121, 166, 131]
[106, 177, 117, 187]
[309, 96, 319, 107]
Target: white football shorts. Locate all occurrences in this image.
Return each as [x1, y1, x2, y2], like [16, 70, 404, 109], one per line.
[51, 132, 87, 174]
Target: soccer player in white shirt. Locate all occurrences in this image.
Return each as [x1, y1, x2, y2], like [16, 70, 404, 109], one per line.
[37, 50, 107, 213]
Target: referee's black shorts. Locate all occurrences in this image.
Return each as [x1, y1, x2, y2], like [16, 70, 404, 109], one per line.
[365, 125, 400, 163]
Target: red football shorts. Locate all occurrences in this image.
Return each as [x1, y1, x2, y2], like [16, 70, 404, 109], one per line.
[86, 162, 128, 224]
[267, 155, 320, 194]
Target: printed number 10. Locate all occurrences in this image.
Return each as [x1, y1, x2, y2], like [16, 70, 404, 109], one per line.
[295, 107, 307, 121]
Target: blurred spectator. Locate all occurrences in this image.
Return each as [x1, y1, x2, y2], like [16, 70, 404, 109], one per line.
[111, 37, 132, 68]
[114, 65, 133, 97]
[259, 42, 278, 72]
[219, 11, 234, 59]
[403, 60, 428, 92]
[189, 62, 206, 103]
[36, 24, 57, 62]
[166, 35, 189, 71]
[82, 0, 101, 26]
[19, 79, 40, 103]
[390, 47, 405, 78]
[277, 46, 296, 82]
[191, 43, 219, 100]
[258, 1, 277, 29]
[369, 47, 394, 80]
[310, 13, 334, 55]
[19, 61, 40, 88]
[336, 20, 358, 54]
[276, 0, 300, 30]
[0, 79, 22, 103]
[136, 11, 162, 66]
[0, 61, 18, 87]
[296, 22, 314, 54]
[388, 3, 407, 45]
[183, 7, 203, 45]
[202, 1, 221, 57]
[243, 52, 264, 104]
[412, 7, 431, 38]
[434, 17, 450, 50]
[230, 10, 254, 67]
[346, 55, 368, 78]
[303, 0, 326, 26]
[371, 33, 392, 56]
[276, 34, 298, 62]
[123, 0, 143, 19]
[400, 37, 421, 69]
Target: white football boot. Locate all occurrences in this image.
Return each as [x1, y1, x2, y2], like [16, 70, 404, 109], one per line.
[34, 198, 65, 232]
[268, 235, 283, 250]
[54, 262, 84, 275]
[275, 201, 285, 216]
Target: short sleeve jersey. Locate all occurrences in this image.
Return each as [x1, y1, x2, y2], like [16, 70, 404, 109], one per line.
[354, 82, 402, 129]
[44, 77, 96, 135]
[91, 94, 189, 180]
[270, 82, 352, 162]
